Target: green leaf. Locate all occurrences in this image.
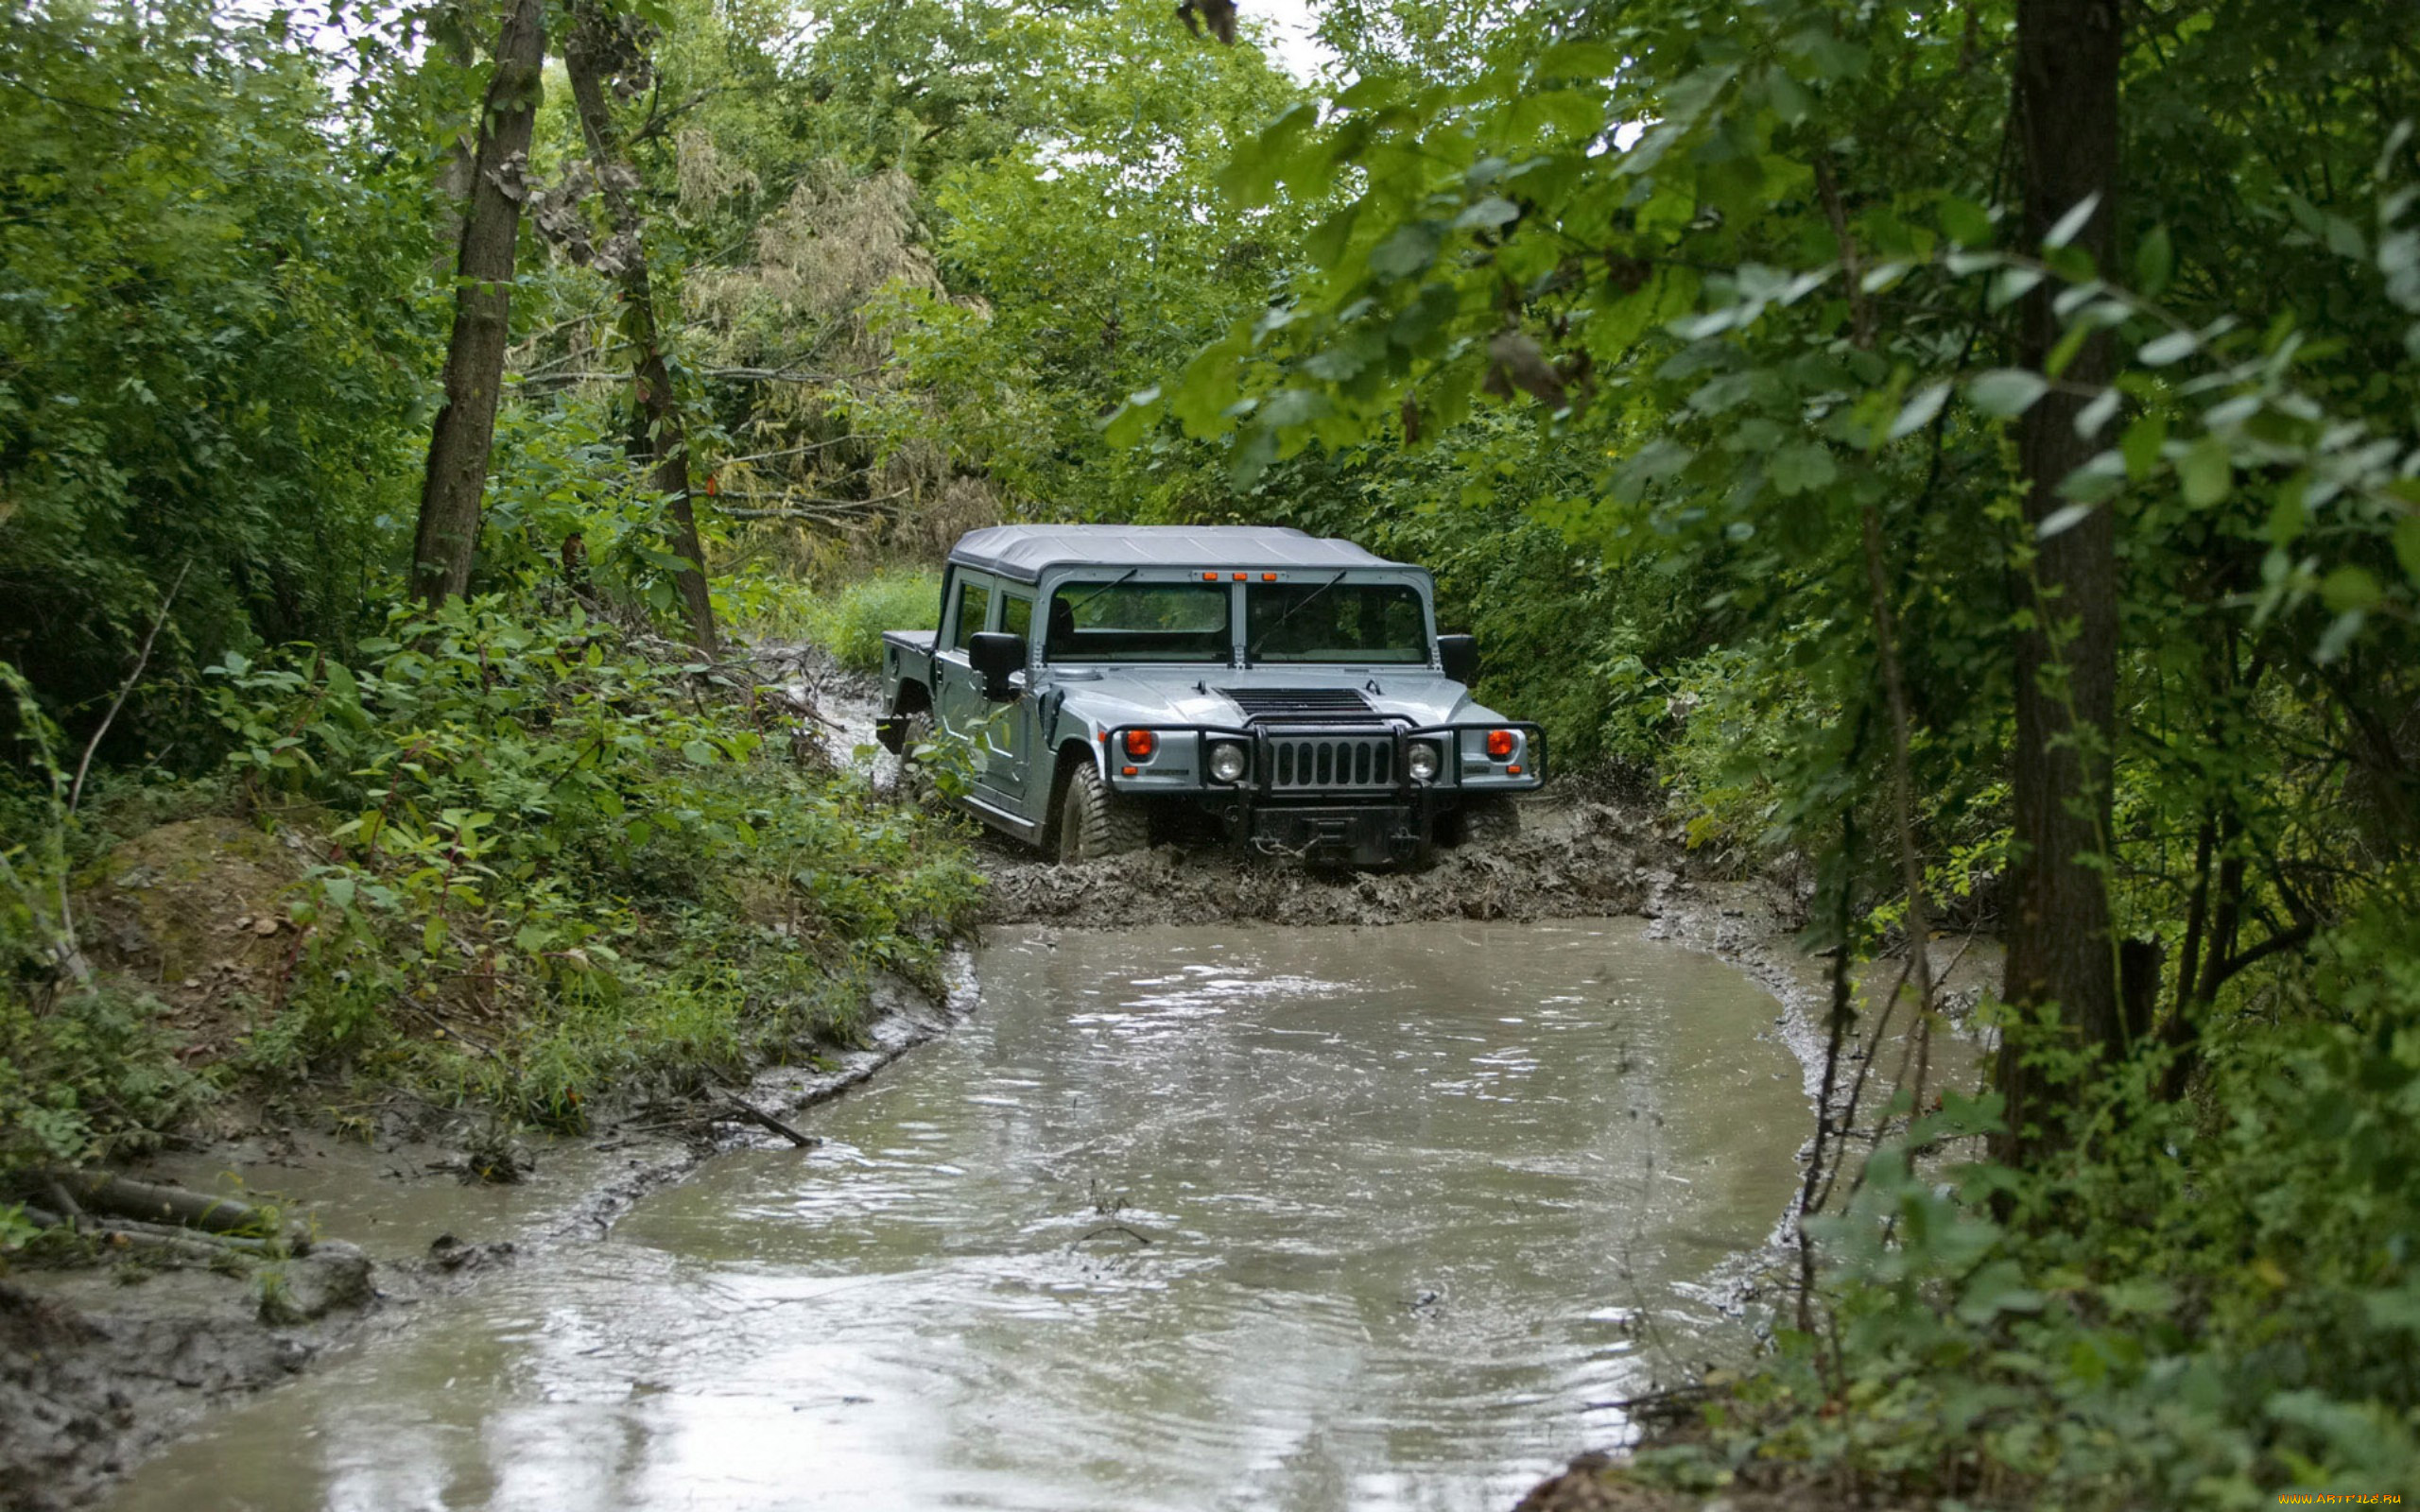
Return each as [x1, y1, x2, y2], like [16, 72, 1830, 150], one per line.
[1453, 197, 1521, 232]
[1968, 369, 2048, 418]
[2038, 502, 2096, 539]
[2073, 387, 2120, 439]
[1535, 40, 1621, 79]
[2134, 225, 2173, 296]
[2120, 414, 2168, 478]
[2394, 515, 2420, 586]
[1100, 387, 1159, 448]
[1939, 194, 1993, 248]
[2179, 433, 2232, 507]
[1768, 441, 1838, 496]
[2042, 192, 2100, 249]
[2139, 329, 2199, 366]
[1367, 222, 1443, 281]
[2321, 565, 2381, 612]
[1888, 382, 1950, 441]
[681, 739, 718, 765]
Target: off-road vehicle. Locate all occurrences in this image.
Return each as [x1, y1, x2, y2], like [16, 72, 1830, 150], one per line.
[875, 524, 1543, 867]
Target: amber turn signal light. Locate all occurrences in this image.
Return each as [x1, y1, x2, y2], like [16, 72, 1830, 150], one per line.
[1486, 729, 1517, 760]
[1123, 729, 1158, 759]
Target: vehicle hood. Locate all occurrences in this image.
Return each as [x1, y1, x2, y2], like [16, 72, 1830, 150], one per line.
[1046, 666, 1506, 730]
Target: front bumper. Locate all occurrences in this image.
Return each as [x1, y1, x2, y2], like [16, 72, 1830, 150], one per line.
[1245, 803, 1426, 867]
[1099, 720, 1545, 865]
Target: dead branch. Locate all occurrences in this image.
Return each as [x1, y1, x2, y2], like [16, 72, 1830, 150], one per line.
[720, 1098, 820, 1147]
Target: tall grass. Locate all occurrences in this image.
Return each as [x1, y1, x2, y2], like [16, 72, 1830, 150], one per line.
[802, 570, 942, 672]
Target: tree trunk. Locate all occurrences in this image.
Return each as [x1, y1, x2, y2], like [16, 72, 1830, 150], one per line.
[430, 14, 475, 279]
[1995, 0, 2124, 1163]
[413, 0, 546, 608]
[564, 10, 717, 654]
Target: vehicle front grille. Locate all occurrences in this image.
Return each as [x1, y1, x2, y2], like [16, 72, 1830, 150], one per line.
[1220, 687, 1383, 722]
[1267, 734, 1395, 790]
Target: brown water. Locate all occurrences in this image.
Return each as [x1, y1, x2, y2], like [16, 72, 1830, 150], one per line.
[105, 919, 1808, 1512]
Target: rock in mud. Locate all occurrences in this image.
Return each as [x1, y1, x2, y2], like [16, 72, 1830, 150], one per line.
[257, 1241, 373, 1324]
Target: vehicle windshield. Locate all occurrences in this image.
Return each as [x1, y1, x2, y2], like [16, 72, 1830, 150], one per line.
[1247, 581, 1429, 663]
[1043, 580, 1231, 662]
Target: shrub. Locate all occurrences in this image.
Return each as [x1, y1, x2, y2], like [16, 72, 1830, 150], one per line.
[1646, 880, 2420, 1507]
[801, 569, 942, 673]
[203, 595, 980, 1126]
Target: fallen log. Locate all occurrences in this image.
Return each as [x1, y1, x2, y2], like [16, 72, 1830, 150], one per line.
[46, 1170, 274, 1236]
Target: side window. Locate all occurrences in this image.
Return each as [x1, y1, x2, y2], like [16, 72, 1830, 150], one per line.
[999, 594, 1033, 658]
[951, 578, 992, 653]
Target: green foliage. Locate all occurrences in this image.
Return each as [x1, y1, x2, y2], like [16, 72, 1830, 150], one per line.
[0, 664, 204, 1172]
[797, 569, 942, 672]
[203, 598, 980, 1126]
[0, 0, 436, 740]
[1640, 884, 2420, 1506]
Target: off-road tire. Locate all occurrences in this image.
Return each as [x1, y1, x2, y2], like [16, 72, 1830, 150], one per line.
[892, 710, 936, 804]
[1057, 762, 1147, 863]
[1442, 796, 1521, 849]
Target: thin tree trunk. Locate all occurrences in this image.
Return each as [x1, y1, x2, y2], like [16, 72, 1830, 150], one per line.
[564, 9, 717, 653]
[430, 14, 475, 279]
[1996, 0, 2124, 1164]
[413, 0, 546, 608]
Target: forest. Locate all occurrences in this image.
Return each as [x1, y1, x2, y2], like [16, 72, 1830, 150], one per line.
[4, 0, 2419, 1505]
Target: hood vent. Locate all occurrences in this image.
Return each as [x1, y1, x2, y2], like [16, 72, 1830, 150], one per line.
[1219, 687, 1387, 723]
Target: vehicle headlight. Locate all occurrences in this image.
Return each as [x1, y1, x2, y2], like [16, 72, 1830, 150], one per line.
[1406, 740, 1442, 782]
[1208, 740, 1248, 783]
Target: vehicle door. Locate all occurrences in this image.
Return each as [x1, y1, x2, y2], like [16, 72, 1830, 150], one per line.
[975, 589, 1035, 808]
[934, 572, 993, 771]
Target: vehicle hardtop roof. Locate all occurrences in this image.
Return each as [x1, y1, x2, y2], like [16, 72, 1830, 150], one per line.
[946, 524, 1402, 584]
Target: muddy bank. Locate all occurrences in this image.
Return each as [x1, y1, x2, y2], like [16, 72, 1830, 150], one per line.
[0, 962, 975, 1512]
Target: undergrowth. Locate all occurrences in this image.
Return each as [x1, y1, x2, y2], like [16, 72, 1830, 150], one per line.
[0, 595, 980, 1194]
[205, 595, 980, 1127]
[1625, 879, 2420, 1508]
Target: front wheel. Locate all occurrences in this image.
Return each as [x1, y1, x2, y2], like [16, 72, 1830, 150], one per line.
[890, 710, 935, 804]
[1057, 762, 1146, 863]
[1440, 796, 1521, 849]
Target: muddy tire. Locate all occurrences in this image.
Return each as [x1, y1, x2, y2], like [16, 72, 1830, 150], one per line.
[1057, 762, 1146, 863]
[892, 710, 936, 804]
[1443, 796, 1521, 849]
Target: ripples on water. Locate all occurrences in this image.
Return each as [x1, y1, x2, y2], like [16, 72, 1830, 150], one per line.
[107, 919, 1807, 1512]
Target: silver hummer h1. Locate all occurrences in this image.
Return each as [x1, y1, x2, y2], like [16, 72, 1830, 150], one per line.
[875, 524, 1544, 867]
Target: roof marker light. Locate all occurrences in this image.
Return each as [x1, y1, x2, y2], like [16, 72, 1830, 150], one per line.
[1233, 572, 1247, 580]
[1201, 572, 1219, 581]
[1261, 572, 1277, 581]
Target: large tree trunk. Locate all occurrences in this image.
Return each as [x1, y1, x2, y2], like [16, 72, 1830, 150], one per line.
[413, 0, 546, 607]
[564, 9, 717, 654]
[1996, 0, 2124, 1163]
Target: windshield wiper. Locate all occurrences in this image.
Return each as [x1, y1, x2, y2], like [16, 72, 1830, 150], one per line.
[1059, 566, 1142, 619]
[1246, 571, 1346, 662]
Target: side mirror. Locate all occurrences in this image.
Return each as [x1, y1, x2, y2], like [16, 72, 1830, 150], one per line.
[968, 631, 1025, 700]
[1438, 633, 1479, 685]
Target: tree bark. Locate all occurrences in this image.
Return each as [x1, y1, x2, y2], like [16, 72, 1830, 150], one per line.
[1996, 0, 2124, 1163]
[413, 0, 546, 607]
[564, 9, 717, 653]
[430, 10, 476, 279]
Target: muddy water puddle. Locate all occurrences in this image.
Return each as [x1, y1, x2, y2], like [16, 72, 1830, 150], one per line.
[107, 919, 1808, 1512]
